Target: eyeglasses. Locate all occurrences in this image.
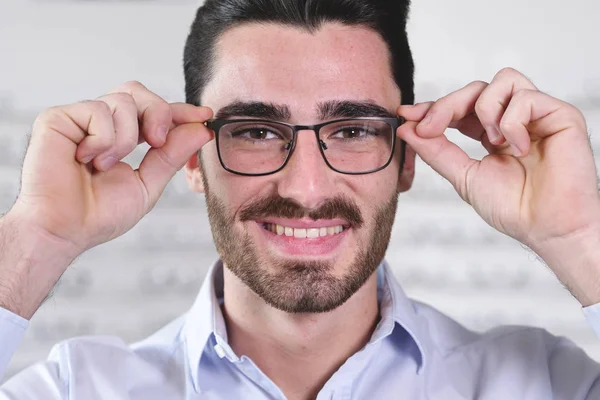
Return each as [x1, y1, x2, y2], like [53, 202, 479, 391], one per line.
[206, 117, 405, 176]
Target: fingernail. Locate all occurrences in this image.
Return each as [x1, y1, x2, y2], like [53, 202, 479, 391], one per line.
[486, 125, 501, 143]
[98, 155, 118, 170]
[510, 144, 522, 157]
[81, 155, 94, 164]
[157, 125, 168, 142]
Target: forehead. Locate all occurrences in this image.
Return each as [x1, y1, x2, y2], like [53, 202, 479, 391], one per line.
[202, 22, 400, 121]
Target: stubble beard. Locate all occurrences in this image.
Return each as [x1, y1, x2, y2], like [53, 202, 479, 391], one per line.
[204, 179, 398, 314]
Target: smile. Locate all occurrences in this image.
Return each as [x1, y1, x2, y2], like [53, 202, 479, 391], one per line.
[262, 223, 347, 239]
[254, 218, 351, 256]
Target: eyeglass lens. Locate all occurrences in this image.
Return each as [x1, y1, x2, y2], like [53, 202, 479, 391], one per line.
[217, 119, 394, 175]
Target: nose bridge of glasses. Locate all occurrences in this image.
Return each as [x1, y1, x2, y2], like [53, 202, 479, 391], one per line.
[291, 125, 328, 151]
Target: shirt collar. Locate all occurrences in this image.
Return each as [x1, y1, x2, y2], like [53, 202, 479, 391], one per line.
[378, 259, 430, 373]
[182, 259, 227, 392]
[182, 259, 430, 392]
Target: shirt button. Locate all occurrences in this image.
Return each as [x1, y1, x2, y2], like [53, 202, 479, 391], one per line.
[214, 344, 226, 359]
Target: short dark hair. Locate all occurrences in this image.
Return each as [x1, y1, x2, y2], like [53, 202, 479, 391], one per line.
[183, 0, 414, 106]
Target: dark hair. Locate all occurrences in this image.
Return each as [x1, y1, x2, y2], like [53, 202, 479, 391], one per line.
[184, 0, 414, 106]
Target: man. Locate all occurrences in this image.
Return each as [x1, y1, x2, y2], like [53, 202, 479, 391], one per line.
[0, 0, 599, 398]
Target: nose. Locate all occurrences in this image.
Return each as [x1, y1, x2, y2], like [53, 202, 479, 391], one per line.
[276, 129, 338, 209]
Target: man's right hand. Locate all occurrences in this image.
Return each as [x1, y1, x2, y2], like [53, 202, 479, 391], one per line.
[0, 81, 214, 319]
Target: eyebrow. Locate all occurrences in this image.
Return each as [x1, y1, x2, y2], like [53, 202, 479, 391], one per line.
[214, 100, 395, 121]
[317, 100, 395, 120]
[215, 101, 291, 121]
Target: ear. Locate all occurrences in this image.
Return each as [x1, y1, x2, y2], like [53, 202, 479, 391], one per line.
[397, 144, 416, 193]
[184, 152, 206, 194]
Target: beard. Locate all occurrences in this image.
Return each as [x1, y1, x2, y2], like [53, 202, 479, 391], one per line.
[203, 177, 398, 314]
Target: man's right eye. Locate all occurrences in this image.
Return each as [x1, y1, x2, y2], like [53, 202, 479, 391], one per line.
[233, 128, 280, 140]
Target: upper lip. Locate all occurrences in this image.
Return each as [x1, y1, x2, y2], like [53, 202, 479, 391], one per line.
[256, 217, 351, 229]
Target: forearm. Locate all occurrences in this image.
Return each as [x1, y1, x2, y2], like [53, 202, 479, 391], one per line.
[534, 225, 600, 307]
[0, 212, 79, 320]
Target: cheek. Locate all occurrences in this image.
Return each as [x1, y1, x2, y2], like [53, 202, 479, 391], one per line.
[202, 141, 275, 210]
[352, 157, 401, 204]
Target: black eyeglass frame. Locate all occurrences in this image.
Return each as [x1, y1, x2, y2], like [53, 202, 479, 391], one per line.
[205, 116, 406, 177]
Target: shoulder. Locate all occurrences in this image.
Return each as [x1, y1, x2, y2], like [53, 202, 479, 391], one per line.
[48, 314, 189, 387]
[412, 301, 600, 395]
[413, 300, 560, 353]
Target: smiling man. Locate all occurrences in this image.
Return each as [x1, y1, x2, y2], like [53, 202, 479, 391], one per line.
[1, 0, 600, 399]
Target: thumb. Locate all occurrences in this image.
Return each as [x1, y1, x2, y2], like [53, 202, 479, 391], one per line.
[397, 120, 477, 201]
[136, 122, 214, 209]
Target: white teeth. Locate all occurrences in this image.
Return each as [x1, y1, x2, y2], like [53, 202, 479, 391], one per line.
[294, 228, 307, 239]
[265, 223, 345, 239]
[307, 228, 319, 239]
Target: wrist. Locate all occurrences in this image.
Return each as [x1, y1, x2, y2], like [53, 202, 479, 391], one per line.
[532, 223, 600, 307]
[0, 209, 81, 319]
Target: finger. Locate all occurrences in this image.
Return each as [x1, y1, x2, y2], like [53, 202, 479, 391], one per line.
[170, 103, 213, 126]
[474, 68, 538, 147]
[498, 89, 578, 157]
[136, 123, 214, 209]
[447, 114, 503, 154]
[397, 120, 477, 202]
[109, 81, 172, 148]
[448, 113, 488, 142]
[398, 89, 503, 151]
[415, 81, 489, 139]
[134, 103, 214, 145]
[46, 101, 117, 164]
[93, 92, 140, 171]
[397, 102, 433, 121]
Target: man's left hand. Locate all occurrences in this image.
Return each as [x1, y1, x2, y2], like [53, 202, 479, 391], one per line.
[397, 67, 600, 305]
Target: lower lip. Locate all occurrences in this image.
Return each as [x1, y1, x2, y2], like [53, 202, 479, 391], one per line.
[256, 223, 349, 256]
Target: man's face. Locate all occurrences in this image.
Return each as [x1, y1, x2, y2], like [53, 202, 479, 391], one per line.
[186, 22, 414, 313]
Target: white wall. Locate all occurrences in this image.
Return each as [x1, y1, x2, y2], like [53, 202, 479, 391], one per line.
[1, 0, 599, 380]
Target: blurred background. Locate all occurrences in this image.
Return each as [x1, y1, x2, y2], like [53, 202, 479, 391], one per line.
[1, 0, 600, 380]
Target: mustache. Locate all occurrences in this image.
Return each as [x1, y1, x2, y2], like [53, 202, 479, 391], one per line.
[239, 194, 364, 228]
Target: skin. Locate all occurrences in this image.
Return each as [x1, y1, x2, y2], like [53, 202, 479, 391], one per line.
[0, 16, 598, 400]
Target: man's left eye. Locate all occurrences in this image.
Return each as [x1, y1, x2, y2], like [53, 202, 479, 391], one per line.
[331, 128, 367, 139]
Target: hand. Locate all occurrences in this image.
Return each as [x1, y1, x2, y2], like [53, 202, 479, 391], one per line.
[397, 68, 600, 257]
[10, 81, 213, 255]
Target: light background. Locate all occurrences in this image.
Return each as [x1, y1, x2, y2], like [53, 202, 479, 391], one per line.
[1, 0, 600, 380]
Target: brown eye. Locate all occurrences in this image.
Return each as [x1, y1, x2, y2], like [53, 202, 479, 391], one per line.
[249, 129, 270, 139]
[331, 127, 369, 139]
[231, 128, 280, 140]
[341, 128, 361, 139]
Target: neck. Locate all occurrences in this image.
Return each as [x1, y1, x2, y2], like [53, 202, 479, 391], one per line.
[222, 266, 380, 400]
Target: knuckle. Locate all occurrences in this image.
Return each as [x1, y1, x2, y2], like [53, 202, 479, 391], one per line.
[85, 100, 113, 116]
[33, 106, 67, 133]
[473, 99, 493, 119]
[512, 88, 533, 100]
[112, 80, 147, 95]
[35, 106, 61, 125]
[469, 80, 489, 90]
[123, 80, 146, 90]
[564, 103, 587, 128]
[497, 66, 519, 77]
[107, 92, 136, 107]
[499, 119, 518, 132]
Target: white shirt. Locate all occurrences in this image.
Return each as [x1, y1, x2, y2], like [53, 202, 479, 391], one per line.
[2, 259, 600, 399]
